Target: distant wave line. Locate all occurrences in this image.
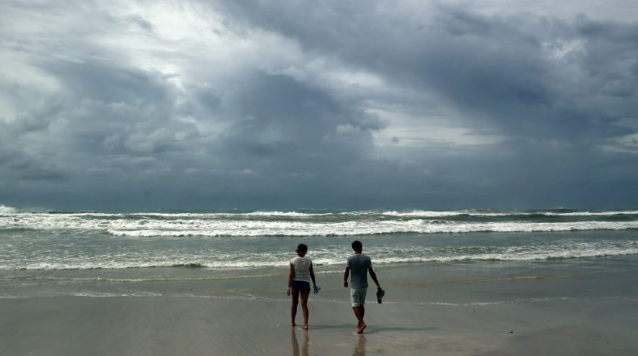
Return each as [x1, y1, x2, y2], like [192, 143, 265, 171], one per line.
[105, 221, 638, 237]
[2, 247, 636, 271]
[4, 215, 638, 235]
[3, 209, 638, 219]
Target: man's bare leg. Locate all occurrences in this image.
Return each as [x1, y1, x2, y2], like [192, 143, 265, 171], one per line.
[352, 306, 366, 333]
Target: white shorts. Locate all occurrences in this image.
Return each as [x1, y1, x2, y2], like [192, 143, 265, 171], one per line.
[350, 288, 367, 307]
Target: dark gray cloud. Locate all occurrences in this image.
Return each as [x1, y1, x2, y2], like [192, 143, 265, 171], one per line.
[1, 0, 637, 210]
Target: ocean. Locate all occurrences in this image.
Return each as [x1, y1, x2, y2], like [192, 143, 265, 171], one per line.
[1, 206, 638, 300]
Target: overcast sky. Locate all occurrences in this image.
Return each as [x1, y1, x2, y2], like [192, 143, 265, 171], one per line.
[1, 0, 638, 210]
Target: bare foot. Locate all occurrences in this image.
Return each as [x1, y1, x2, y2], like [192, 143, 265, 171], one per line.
[303, 325, 309, 330]
[291, 322, 296, 327]
[357, 322, 366, 334]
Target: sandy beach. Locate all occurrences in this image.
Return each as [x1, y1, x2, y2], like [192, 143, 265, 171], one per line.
[2, 260, 637, 356]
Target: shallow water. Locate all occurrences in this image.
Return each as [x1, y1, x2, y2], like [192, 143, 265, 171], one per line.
[1, 209, 637, 299]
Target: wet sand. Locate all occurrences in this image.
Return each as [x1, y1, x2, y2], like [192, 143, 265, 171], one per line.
[1, 262, 637, 355]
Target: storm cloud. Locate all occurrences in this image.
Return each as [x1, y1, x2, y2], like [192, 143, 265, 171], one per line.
[1, 0, 637, 210]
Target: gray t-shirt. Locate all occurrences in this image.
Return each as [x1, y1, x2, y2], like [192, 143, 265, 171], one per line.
[346, 254, 372, 289]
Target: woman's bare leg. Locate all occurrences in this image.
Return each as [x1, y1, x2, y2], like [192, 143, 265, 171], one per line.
[291, 290, 299, 326]
[300, 290, 310, 330]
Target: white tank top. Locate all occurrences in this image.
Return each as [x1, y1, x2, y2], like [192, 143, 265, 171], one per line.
[290, 256, 312, 283]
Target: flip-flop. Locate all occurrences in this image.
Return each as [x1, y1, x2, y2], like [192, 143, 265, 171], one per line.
[376, 289, 385, 304]
[313, 286, 321, 294]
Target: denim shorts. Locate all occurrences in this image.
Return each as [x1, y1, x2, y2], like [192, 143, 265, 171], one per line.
[291, 280, 311, 291]
[350, 288, 367, 307]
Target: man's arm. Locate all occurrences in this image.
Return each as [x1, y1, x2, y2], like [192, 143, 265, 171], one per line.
[343, 267, 350, 288]
[369, 268, 381, 289]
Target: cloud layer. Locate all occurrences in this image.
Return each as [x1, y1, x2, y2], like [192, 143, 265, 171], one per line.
[1, 0, 638, 210]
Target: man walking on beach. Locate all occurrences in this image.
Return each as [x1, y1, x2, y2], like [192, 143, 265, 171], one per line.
[344, 240, 383, 334]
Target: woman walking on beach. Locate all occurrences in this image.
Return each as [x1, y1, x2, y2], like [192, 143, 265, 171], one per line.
[287, 243, 318, 330]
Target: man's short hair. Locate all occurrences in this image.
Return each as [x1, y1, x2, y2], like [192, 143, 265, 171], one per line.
[352, 240, 362, 251]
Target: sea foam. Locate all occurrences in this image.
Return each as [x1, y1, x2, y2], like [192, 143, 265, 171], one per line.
[3, 212, 638, 237]
[0, 205, 17, 215]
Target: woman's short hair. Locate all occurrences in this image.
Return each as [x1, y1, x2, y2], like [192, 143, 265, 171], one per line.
[296, 243, 308, 255]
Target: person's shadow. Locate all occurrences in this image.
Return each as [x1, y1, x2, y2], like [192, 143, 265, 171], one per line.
[291, 328, 309, 356]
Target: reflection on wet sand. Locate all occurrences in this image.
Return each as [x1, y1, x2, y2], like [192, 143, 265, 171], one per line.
[291, 327, 367, 356]
[353, 335, 366, 356]
[291, 328, 309, 356]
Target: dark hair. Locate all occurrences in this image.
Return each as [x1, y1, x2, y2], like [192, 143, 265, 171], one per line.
[352, 240, 362, 251]
[296, 243, 308, 255]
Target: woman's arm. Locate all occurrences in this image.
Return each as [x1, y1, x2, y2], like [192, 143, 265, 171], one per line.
[309, 262, 317, 287]
[287, 262, 294, 296]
